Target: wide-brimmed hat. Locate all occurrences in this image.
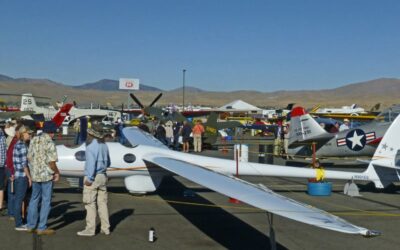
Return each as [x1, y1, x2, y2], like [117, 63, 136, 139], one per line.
[43, 121, 57, 133]
[87, 125, 112, 139]
[18, 125, 33, 135]
[5, 126, 16, 137]
[343, 118, 350, 122]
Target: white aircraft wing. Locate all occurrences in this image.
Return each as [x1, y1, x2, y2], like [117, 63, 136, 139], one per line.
[123, 127, 168, 149]
[144, 155, 378, 237]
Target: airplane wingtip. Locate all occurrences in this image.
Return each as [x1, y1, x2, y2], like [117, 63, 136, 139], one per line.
[363, 230, 381, 238]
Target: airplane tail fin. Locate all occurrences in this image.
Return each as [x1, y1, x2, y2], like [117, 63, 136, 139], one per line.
[52, 103, 73, 127]
[289, 107, 332, 146]
[20, 93, 37, 111]
[309, 105, 321, 113]
[370, 103, 381, 113]
[364, 113, 400, 188]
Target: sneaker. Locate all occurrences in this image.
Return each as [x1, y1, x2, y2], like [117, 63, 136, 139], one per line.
[15, 225, 28, 231]
[77, 230, 95, 237]
[101, 230, 110, 235]
[37, 229, 55, 236]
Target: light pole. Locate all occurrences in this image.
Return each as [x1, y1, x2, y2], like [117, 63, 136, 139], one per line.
[182, 69, 186, 111]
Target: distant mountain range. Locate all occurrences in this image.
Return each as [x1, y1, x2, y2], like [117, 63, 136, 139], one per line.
[74, 79, 162, 91]
[0, 73, 399, 109]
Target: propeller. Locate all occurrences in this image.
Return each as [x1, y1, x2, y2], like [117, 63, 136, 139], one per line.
[129, 93, 145, 109]
[148, 93, 163, 107]
[129, 93, 165, 118]
[129, 93, 163, 109]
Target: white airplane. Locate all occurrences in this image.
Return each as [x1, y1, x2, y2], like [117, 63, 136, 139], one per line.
[20, 93, 121, 123]
[55, 113, 400, 237]
[311, 104, 366, 115]
[20, 93, 58, 120]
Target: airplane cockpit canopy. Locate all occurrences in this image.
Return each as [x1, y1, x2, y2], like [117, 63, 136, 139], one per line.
[375, 105, 400, 123]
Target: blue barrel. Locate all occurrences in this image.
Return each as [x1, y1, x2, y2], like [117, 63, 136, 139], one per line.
[307, 182, 332, 196]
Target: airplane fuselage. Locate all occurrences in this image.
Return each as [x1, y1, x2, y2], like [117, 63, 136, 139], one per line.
[288, 121, 391, 158]
[56, 142, 374, 183]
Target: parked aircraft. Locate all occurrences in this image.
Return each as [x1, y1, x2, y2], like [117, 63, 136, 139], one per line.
[129, 93, 241, 144]
[310, 103, 381, 121]
[55, 111, 400, 237]
[288, 105, 400, 158]
[0, 95, 72, 127]
[19, 93, 120, 124]
[310, 104, 365, 115]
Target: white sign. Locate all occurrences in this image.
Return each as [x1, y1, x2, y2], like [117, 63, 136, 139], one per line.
[119, 78, 140, 90]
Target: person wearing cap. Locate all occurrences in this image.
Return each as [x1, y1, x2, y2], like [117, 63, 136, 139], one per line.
[77, 125, 111, 237]
[26, 121, 60, 235]
[12, 126, 33, 231]
[339, 118, 350, 131]
[0, 127, 6, 212]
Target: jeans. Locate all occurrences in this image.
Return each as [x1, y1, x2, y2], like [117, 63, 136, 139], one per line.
[6, 169, 15, 217]
[27, 181, 53, 231]
[14, 177, 28, 227]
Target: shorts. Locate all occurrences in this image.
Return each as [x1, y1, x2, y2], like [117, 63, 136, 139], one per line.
[182, 137, 191, 143]
[0, 168, 5, 191]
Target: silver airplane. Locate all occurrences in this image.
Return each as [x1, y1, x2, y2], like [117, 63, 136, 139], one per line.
[288, 105, 400, 158]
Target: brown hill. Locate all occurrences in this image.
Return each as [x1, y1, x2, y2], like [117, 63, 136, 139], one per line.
[0, 75, 399, 109]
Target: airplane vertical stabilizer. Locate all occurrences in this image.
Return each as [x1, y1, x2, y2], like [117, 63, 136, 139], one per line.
[20, 93, 37, 111]
[289, 107, 332, 146]
[364, 113, 400, 188]
[52, 103, 73, 127]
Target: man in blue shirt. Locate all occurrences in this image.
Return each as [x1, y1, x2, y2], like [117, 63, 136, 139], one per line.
[77, 126, 111, 237]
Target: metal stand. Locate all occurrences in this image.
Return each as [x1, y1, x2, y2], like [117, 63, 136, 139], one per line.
[344, 179, 361, 197]
[267, 213, 276, 250]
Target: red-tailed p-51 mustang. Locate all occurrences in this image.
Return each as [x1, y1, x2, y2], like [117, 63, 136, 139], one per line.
[288, 105, 400, 158]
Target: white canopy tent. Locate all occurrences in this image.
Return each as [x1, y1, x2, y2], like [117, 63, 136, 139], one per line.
[218, 100, 261, 113]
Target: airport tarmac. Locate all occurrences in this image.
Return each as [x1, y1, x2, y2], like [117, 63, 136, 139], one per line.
[1, 148, 400, 249]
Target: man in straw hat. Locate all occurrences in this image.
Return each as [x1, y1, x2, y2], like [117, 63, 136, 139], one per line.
[26, 121, 60, 235]
[339, 118, 350, 131]
[77, 125, 111, 236]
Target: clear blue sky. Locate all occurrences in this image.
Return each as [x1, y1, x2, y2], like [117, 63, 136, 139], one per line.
[1, 0, 399, 91]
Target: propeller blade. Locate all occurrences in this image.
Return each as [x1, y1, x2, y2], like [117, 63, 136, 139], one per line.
[149, 93, 163, 107]
[129, 93, 145, 109]
[286, 103, 295, 110]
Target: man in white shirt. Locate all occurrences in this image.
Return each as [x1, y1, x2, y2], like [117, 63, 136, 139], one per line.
[339, 119, 350, 131]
